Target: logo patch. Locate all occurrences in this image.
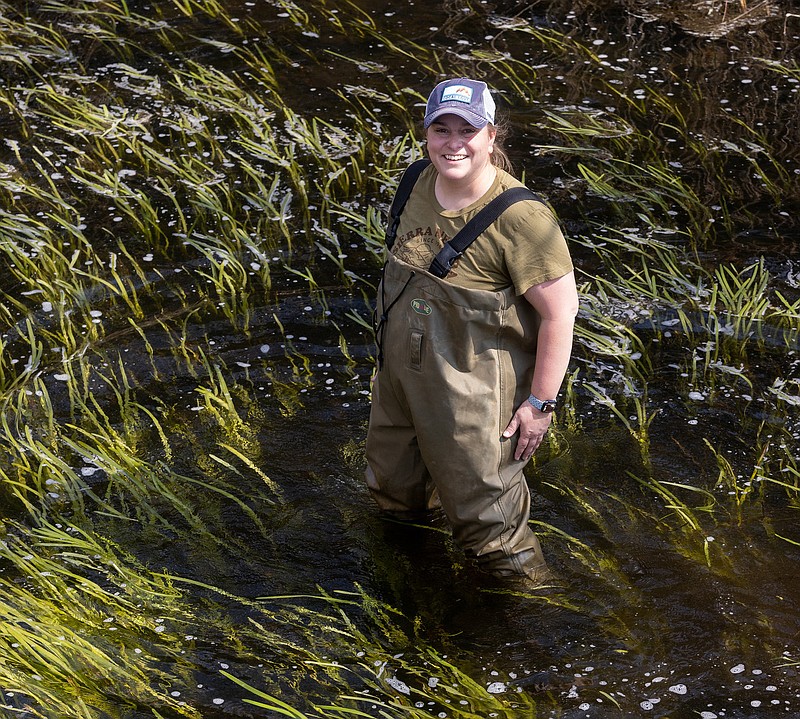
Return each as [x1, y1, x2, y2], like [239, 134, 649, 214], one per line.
[441, 84, 473, 104]
[411, 298, 432, 316]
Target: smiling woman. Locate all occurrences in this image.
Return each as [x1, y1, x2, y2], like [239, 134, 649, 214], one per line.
[364, 77, 579, 585]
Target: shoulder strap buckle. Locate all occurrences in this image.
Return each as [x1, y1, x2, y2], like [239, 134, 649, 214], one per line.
[428, 186, 544, 279]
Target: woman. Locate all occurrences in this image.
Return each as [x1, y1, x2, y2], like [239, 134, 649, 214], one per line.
[365, 77, 578, 583]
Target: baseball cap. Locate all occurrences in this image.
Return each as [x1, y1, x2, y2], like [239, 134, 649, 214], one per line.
[423, 78, 497, 129]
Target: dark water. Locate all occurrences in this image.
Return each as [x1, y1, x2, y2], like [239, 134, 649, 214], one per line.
[1, 0, 800, 717]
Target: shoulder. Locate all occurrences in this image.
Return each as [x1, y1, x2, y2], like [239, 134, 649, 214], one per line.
[491, 171, 560, 235]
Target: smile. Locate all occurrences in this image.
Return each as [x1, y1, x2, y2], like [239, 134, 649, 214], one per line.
[444, 154, 467, 161]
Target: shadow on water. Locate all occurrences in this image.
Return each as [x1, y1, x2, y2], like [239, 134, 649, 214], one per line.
[0, 0, 799, 717]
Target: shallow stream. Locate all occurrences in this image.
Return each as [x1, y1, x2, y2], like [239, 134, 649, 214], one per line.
[0, 1, 799, 717]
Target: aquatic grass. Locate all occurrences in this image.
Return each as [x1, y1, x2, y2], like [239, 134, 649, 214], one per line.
[581, 375, 656, 461]
[192, 352, 250, 437]
[630, 472, 718, 568]
[169, 0, 248, 35]
[283, 265, 331, 316]
[355, 22, 433, 66]
[704, 437, 766, 524]
[0, 319, 43, 397]
[0, 520, 197, 719]
[757, 56, 800, 81]
[576, 157, 711, 232]
[704, 117, 792, 205]
[467, 50, 541, 102]
[529, 515, 613, 582]
[534, 73, 790, 241]
[220, 586, 548, 719]
[329, 201, 387, 266]
[0, 11, 72, 83]
[0, 346, 280, 537]
[184, 236, 253, 331]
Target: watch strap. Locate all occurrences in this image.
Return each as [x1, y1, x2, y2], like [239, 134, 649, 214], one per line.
[527, 394, 557, 412]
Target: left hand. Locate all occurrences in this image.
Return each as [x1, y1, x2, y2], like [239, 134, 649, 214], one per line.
[502, 401, 553, 461]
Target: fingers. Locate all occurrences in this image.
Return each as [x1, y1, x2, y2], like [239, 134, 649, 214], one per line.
[503, 403, 553, 460]
[502, 414, 519, 439]
[514, 433, 543, 461]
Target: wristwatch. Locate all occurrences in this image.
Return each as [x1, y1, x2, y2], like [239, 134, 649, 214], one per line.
[527, 394, 557, 413]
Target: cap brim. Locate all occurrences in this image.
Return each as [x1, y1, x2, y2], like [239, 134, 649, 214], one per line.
[423, 106, 489, 129]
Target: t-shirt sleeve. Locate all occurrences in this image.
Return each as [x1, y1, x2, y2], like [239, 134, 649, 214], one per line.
[500, 201, 573, 296]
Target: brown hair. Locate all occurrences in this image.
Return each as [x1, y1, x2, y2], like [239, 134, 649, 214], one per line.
[489, 116, 514, 175]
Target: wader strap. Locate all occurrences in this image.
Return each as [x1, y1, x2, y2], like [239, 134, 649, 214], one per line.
[385, 158, 431, 250]
[428, 186, 544, 279]
[374, 265, 416, 369]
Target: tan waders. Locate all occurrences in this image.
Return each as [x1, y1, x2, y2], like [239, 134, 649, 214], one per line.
[366, 254, 548, 581]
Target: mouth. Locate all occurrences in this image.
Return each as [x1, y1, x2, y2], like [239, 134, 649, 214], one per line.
[443, 154, 467, 161]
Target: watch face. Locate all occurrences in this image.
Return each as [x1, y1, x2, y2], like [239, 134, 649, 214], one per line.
[528, 395, 557, 412]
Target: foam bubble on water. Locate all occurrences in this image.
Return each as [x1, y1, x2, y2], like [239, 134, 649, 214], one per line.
[386, 677, 409, 694]
[42, 301, 53, 312]
[730, 663, 746, 674]
[669, 684, 687, 694]
[54, 373, 70, 381]
[487, 682, 506, 694]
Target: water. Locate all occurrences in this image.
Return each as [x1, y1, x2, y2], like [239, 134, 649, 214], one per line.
[1, 0, 799, 717]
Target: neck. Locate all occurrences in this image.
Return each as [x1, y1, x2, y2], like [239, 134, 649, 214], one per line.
[435, 165, 497, 211]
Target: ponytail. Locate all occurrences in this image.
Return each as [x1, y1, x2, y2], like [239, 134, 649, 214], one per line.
[489, 117, 515, 176]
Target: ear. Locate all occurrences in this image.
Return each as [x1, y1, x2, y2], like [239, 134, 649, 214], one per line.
[487, 126, 497, 153]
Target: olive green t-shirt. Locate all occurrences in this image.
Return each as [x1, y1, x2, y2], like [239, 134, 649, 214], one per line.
[391, 165, 573, 295]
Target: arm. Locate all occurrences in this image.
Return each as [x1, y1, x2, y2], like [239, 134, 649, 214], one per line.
[502, 270, 579, 461]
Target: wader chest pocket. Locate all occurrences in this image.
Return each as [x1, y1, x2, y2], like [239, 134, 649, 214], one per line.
[409, 330, 423, 370]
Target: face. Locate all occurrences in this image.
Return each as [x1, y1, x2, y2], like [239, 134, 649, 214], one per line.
[425, 114, 496, 187]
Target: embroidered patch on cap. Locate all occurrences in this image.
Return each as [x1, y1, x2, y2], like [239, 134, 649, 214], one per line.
[441, 84, 474, 104]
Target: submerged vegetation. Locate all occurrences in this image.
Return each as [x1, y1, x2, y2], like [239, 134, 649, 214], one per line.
[0, 0, 798, 717]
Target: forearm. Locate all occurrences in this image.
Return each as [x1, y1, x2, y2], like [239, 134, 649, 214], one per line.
[504, 271, 578, 461]
[529, 316, 575, 401]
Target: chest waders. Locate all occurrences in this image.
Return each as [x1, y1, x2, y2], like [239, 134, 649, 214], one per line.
[365, 254, 548, 580]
